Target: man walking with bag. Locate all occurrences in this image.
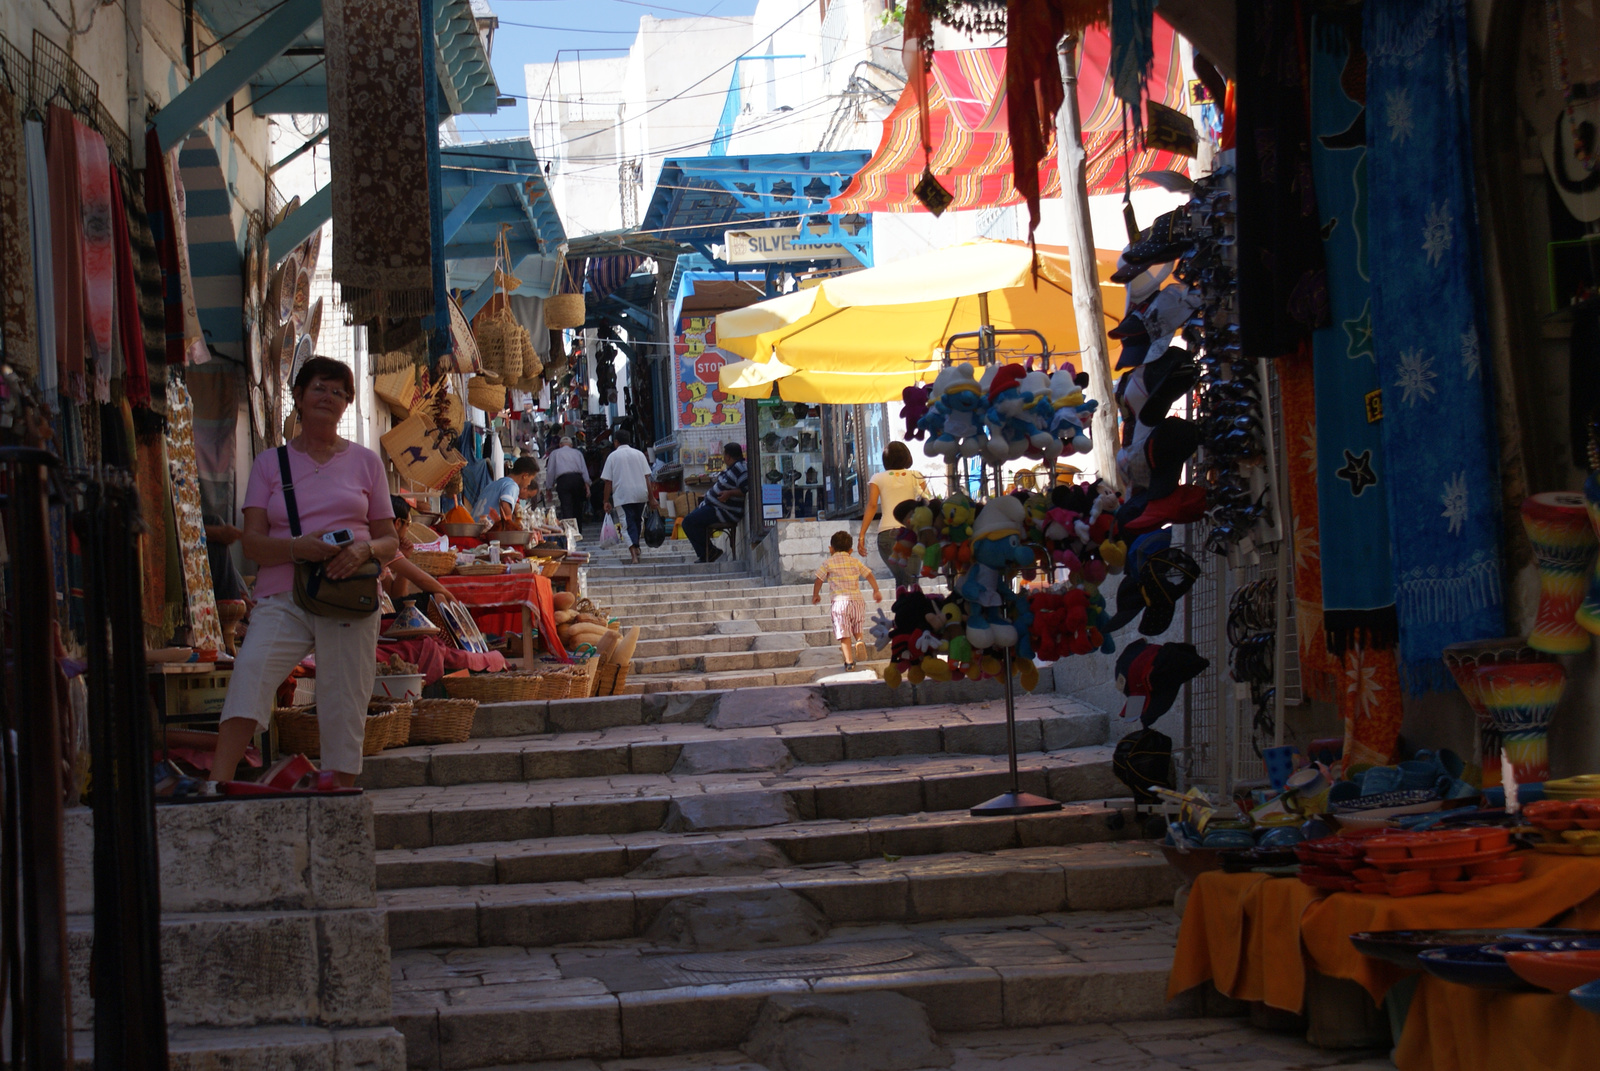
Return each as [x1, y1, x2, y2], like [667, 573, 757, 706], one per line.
[545, 436, 590, 522]
[602, 431, 654, 565]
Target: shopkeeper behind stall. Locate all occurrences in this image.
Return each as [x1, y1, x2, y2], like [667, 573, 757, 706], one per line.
[211, 357, 397, 786]
[857, 441, 930, 587]
[471, 456, 541, 523]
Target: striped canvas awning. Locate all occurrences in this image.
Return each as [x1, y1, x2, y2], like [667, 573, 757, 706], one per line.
[831, 21, 1187, 215]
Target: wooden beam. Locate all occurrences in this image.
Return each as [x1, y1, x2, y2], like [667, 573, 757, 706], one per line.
[266, 184, 332, 264]
[154, 0, 322, 149]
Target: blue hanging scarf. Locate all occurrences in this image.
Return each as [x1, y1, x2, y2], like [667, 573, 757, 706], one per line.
[1310, 13, 1399, 652]
[1365, 0, 1503, 691]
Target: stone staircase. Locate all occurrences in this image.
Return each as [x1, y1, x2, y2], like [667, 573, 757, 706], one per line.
[581, 529, 897, 693]
[360, 675, 1221, 1070]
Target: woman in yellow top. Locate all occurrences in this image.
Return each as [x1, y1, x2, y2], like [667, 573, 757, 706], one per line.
[857, 441, 929, 588]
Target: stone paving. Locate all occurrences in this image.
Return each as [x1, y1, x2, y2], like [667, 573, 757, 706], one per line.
[475, 1020, 1392, 1070]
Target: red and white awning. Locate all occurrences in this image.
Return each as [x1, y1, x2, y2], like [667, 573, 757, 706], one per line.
[831, 20, 1189, 215]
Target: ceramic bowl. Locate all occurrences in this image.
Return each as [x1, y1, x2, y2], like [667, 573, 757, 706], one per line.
[1505, 950, 1600, 993]
[1417, 946, 1541, 991]
[439, 523, 486, 538]
[1350, 930, 1600, 970]
[1573, 978, 1600, 1016]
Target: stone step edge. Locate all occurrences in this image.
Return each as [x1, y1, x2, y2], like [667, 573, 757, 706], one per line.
[361, 706, 1108, 791]
[378, 843, 1176, 950]
[66, 908, 391, 1033]
[393, 953, 1212, 1068]
[467, 670, 1064, 740]
[369, 747, 1119, 852]
[373, 798, 1136, 889]
[72, 1025, 407, 1071]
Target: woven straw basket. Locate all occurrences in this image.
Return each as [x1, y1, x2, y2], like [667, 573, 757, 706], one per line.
[441, 670, 573, 703]
[275, 701, 411, 759]
[474, 308, 523, 382]
[594, 663, 629, 697]
[407, 550, 456, 577]
[544, 293, 585, 330]
[468, 376, 507, 414]
[408, 698, 479, 745]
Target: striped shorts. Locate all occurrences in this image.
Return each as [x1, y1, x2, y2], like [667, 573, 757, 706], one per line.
[830, 595, 865, 640]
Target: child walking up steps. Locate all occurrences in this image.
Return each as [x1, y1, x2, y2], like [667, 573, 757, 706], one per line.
[812, 530, 883, 670]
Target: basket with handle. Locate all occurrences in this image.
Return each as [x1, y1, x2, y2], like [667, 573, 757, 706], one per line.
[544, 256, 586, 329]
[441, 670, 573, 703]
[275, 700, 412, 758]
[380, 378, 467, 490]
[566, 658, 600, 698]
[594, 662, 629, 697]
[468, 375, 507, 414]
[408, 698, 479, 745]
[407, 549, 456, 577]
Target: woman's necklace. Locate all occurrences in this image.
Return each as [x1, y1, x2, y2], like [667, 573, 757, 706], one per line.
[298, 436, 340, 474]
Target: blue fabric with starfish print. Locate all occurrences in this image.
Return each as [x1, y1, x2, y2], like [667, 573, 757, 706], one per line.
[1366, 0, 1503, 691]
[1310, 14, 1400, 653]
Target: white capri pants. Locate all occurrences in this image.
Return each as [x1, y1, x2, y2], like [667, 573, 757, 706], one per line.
[219, 592, 381, 774]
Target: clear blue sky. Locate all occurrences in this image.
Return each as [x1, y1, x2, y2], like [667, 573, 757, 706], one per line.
[455, 0, 761, 139]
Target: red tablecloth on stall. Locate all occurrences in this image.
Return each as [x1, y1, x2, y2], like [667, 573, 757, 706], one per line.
[437, 573, 567, 661]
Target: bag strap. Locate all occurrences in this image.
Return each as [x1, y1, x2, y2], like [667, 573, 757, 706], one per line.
[277, 445, 303, 538]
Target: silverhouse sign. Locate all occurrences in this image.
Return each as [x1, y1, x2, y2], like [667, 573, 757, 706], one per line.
[723, 226, 852, 265]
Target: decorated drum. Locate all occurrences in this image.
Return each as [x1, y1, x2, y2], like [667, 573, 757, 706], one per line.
[1578, 473, 1600, 635]
[1520, 492, 1597, 654]
[1474, 660, 1566, 784]
[1442, 638, 1543, 787]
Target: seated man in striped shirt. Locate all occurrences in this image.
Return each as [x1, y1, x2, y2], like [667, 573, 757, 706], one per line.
[681, 443, 749, 563]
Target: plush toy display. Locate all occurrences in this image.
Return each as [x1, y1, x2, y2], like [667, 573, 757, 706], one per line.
[919, 365, 988, 459]
[900, 383, 931, 440]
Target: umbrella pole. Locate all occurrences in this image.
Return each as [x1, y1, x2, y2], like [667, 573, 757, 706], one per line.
[1056, 34, 1122, 490]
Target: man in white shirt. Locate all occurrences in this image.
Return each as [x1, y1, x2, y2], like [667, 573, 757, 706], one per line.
[545, 436, 591, 522]
[601, 431, 654, 564]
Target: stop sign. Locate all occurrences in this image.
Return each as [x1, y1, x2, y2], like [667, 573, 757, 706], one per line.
[695, 350, 725, 383]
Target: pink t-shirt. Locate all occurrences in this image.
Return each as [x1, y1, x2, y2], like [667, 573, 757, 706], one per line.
[243, 442, 395, 599]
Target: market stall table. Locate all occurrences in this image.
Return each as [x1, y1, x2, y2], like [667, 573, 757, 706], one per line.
[1167, 855, 1600, 1070]
[437, 573, 568, 666]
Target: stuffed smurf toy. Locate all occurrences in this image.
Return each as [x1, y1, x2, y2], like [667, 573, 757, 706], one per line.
[919, 364, 988, 459]
[1046, 368, 1098, 459]
[958, 496, 1035, 650]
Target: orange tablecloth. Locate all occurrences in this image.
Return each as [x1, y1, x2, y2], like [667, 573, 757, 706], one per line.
[1169, 855, 1600, 1013]
[438, 573, 567, 661]
[1394, 976, 1600, 1071]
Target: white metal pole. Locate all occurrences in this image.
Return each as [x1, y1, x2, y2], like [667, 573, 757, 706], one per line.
[1056, 35, 1121, 490]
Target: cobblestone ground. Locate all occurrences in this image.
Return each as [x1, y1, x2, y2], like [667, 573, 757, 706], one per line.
[499, 1018, 1394, 1070]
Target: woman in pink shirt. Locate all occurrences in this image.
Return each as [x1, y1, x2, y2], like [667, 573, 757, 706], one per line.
[212, 357, 398, 784]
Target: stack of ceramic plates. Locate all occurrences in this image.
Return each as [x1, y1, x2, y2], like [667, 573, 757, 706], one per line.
[1546, 775, 1600, 800]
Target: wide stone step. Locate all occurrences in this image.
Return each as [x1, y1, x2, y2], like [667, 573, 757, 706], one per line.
[627, 649, 806, 676]
[620, 666, 823, 693]
[630, 629, 834, 659]
[391, 906, 1199, 1067]
[72, 1025, 407, 1071]
[589, 579, 814, 600]
[604, 594, 825, 619]
[637, 611, 835, 636]
[358, 698, 1108, 791]
[586, 561, 750, 579]
[462, 673, 1060, 740]
[380, 843, 1177, 951]
[67, 907, 391, 1032]
[367, 747, 1118, 851]
[374, 799, 1130, 889]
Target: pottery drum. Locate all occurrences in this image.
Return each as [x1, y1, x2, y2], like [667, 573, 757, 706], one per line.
[1441, 638, 1542, 787]
[1578, 473, 1600, 635]
[1474, 661, 1566, 784]
[1521, 492, 1598, 654]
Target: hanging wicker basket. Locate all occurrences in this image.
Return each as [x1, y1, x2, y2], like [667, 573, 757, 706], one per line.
[468, 376, 507, 414]
[544, 293, 586, 330]
[474, 307, 523, 382]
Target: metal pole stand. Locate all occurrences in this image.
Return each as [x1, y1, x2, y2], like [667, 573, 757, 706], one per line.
[970, 638, 1063, 816]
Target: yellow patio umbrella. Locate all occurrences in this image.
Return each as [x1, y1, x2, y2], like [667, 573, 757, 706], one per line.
[715, 239, 1126, 405]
